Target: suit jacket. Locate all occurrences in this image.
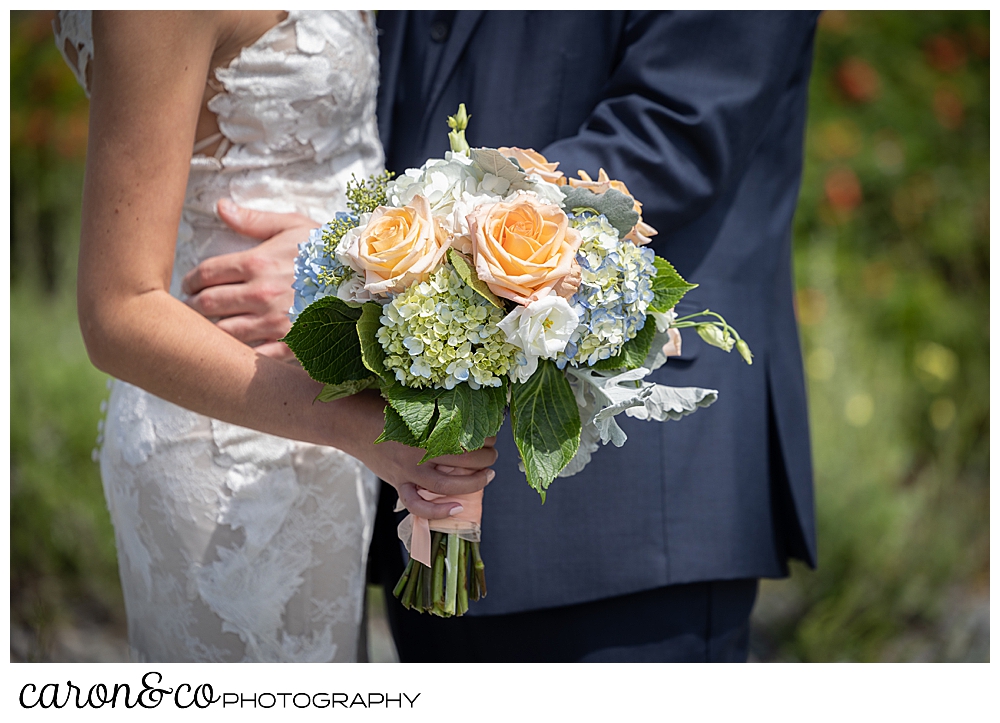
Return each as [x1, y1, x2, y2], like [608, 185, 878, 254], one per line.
[374, 10, 819, 615]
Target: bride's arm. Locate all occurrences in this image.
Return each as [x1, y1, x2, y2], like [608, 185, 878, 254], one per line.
[78, 11, 493, 518]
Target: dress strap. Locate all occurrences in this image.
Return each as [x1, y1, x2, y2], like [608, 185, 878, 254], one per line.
[192, 132, 231, 160]
[192, 133, 223, 154]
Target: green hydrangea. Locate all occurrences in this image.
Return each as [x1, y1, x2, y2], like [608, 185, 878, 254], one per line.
[376, 265, 518, 390]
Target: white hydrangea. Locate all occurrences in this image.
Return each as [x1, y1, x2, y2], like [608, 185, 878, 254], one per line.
[527, 176, 568, 206]
[387, 151, 498, 221]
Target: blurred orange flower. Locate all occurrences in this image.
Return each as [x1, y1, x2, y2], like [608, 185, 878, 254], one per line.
[824, 167, 862, 212]
[924, 33, 968, 73]
[835, 57, 881, 103]
[933, 86, 965, 130]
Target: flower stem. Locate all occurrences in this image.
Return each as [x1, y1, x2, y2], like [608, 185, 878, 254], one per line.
[471, 542, 487, 600]
[421, 551, 432, 609]
[393, 560, 411, 600]
[392, 533, 486, 616]
[431, 533, 446, 615]
[457, 540, 469, 615]
[444, 533, 460, 616]
[401, 559, 420, 610]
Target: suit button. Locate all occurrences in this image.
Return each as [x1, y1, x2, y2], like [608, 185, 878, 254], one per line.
[430, 21, 450, 43]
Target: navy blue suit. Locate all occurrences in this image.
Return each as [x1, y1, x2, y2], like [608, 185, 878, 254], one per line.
[370, 11, 819, 661]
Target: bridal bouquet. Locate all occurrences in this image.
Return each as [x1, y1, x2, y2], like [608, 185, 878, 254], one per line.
[285, 105, 751, 617]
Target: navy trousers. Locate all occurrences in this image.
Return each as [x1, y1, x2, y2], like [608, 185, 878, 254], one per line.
[381, 576, 758, 663]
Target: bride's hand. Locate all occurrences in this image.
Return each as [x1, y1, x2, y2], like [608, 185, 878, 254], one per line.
[181, 200, 316, 362]
[378, 439, 498, 521]
[340, 392, 498, 521]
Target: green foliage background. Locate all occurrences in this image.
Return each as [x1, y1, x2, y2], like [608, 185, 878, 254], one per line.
[9, 11, 989, 661]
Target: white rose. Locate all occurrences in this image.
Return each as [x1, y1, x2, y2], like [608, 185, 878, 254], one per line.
[336, 274, 373, 305]
[334, 223, 366, 274]
[498, 295, 580, 382]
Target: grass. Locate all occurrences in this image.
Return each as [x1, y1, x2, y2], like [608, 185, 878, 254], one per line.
[10, 283, 126, 659]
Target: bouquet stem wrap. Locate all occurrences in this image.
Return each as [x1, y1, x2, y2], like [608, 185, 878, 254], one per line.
[395, 489, 482, 566]
[393, 489, 486, 615]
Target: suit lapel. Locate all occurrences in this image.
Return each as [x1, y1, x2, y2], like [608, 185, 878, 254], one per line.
[420, 10, 486, 140]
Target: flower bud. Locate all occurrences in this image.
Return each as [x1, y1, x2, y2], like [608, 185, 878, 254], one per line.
[736, 339, 753, 365]
[696, 323, 734, 352]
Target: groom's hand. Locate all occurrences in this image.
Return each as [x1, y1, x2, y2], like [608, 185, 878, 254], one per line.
[181, 199, 316, 362]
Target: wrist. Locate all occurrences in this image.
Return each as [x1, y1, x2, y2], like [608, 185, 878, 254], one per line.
[324, 389, 386, 462]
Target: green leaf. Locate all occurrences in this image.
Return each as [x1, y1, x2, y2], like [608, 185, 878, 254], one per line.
[510, 359, 582, 500]
[447, 248, 503, 308]
[561, 186, 639, 239]
[376, 403, 421, 447]
[420, 387, 466, 462]
[282, 296, 367, 385]
[470, 148, 527, 186]
[357, 302, 390, 380]
[457, 380, 507, 451]
[381, 379, 506, 460]
[383, 383, 442, 443]
[316, 377, 377, 402]
[650, 256, 698, 313]
[591, 319, 658, 371]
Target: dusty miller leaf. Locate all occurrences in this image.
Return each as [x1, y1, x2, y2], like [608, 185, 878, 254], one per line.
[561, 186, 639, 239]
[470, 148, 527, 186]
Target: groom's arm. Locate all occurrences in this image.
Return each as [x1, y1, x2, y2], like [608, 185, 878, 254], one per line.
[542, 10, 820, 234]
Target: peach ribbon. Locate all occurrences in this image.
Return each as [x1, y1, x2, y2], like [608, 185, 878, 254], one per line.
[395, 489, 483, 567]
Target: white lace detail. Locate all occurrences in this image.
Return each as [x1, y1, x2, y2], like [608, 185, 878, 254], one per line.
[59, 10, 383, 662]
[53, 10, 93, 96]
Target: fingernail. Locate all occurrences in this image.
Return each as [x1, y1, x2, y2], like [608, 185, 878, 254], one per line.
[437, 465, 456, 474]
[486, 470, 496, 482]
[218, 198, 235, 214]
[449, 505, 464, 517]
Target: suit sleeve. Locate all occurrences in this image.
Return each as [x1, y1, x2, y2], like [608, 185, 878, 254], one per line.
[542, 10, 820, 233]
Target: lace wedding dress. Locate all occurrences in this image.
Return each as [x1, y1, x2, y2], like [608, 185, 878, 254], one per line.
[55, 10, 384, 662]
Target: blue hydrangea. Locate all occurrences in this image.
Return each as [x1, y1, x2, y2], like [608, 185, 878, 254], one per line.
[556, 213, 656, 368]
[289, 212, 358, 321]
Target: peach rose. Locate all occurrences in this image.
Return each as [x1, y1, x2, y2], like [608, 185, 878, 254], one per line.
[468, 194, 583, 305]
[553, 259, 582, 300]
[346, 195, 450, 296]
[568, 168, 659, 246]
[497, 147, 567, 186]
